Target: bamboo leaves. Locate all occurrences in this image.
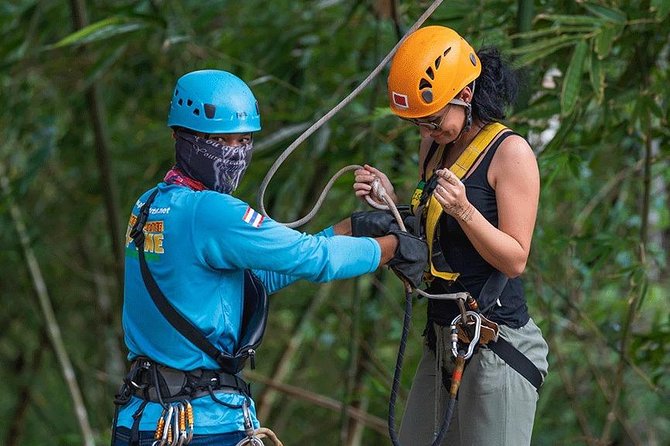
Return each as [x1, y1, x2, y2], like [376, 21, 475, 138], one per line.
[651, 0, 670, 20]
[512, 4, 629, 116]
[48, 15, 160, 49]
[594, 23, 623, 59]
[589, 53, 605, 104]
[581, 3, 627, 24]
[561, 40, 588, 117]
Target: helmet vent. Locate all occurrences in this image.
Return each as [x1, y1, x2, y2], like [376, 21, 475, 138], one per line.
[204, 103, 216, 119]
[425, 67, 435, 80]
[178, 99, 183, 106]
[435, 56, 441, 69]
[193, 108, 200, 116]
[421, 89, 433, 103]
[187, 99, 193, 107]
[444, 47, 451, 57]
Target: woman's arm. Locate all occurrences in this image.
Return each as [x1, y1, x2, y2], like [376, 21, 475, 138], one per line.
[433, 135, 539, 277]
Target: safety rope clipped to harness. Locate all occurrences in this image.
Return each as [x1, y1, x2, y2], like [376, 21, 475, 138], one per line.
[370, 184, 473, 446]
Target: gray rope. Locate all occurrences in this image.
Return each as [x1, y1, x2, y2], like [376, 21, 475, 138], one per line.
[256, 0, 445, 228]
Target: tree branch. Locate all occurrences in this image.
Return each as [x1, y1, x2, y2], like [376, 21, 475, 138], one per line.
[245, 370, 388, 436]
[68, 0, 124, 288]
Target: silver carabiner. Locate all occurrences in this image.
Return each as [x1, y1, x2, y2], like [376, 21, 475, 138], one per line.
[234, 399, 266, 446]
[174, 403, 186, 446]
[450, 311, 482, 360]
[184, 400, 194, 444]
[158, 404, 174, 446]
[169, 403, 180, 446]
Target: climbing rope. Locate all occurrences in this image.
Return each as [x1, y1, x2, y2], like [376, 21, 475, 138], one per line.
[373, 185, 467, 446]
[257, 0, 445, 228]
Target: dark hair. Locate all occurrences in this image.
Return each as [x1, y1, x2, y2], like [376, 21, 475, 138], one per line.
[471, 47, 520, 124]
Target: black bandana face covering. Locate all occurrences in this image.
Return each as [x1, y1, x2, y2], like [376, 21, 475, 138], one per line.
[174, 130, 253, 194]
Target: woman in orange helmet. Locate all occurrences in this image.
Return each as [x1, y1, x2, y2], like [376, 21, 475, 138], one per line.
[353, 26, 549, 445]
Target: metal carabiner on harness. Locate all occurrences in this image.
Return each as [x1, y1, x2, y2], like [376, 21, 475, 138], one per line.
[450, 311, 482, 360]
[235, 399, 264, 446]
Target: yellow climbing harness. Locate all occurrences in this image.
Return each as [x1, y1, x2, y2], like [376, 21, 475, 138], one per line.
[411, 122, 509, 282]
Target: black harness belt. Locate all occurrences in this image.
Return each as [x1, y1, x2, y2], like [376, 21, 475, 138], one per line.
[117, 357, 251, 405]
[488, 338, 543, 390]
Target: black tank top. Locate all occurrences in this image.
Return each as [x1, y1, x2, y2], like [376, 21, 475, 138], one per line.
[426, 131, 530, 329]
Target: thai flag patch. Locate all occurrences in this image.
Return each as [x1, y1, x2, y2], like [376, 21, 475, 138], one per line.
[243, 206, 264, 228]
[392, 91, 409, 108]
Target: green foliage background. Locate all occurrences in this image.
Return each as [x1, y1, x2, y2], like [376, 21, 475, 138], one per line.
[1, 0, 668, 445]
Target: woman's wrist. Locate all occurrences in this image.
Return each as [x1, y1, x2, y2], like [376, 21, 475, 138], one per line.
[447, 201, 475, 223]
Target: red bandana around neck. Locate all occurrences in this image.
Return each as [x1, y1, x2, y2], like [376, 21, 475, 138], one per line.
[164, 167, 207, 191]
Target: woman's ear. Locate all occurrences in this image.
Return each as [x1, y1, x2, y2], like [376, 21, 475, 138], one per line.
[460, 85, 474, 104]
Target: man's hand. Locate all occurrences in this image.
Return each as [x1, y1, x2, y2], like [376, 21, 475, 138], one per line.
[351, 210, 399, 238]
[351, 208, 419, 238]
[387, 230, 428, 288]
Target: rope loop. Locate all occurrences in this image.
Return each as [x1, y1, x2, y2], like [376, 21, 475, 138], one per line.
[256, 0, 445, 228]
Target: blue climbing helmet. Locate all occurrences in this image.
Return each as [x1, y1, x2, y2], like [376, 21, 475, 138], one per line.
[167, 70, 261, 134]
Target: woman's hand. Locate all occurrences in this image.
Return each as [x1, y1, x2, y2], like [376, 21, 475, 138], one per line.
[353, 164, 398, 207]
[433, 169, 474, 222]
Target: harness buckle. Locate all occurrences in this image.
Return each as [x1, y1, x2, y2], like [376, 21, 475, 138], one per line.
[129, 359, 152, 390]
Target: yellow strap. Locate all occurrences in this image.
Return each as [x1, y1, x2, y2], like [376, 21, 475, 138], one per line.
[425, 122, 508, 281]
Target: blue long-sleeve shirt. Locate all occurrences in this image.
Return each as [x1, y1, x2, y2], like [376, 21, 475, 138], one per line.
[117, 182, 381, 434]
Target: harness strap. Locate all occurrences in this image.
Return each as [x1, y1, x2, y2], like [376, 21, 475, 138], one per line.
[488, 338, 543, 391]
[130, 189, 228, 370]
[123, 357, 251, 403]
[423, 122, 509, 282]
[129, 399, 148, 446]
[478, 270, 507, 314]
[478, 271, 543, 392]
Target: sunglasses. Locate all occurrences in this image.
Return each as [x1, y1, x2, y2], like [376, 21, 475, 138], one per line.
[402, 104, 452, 130]
[401, 96, 472, 130]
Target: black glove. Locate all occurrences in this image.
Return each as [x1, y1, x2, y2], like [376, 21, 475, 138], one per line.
[351, 208, 418, 237]
[351, 210, 399, 237]
[387, 230, 428, 288]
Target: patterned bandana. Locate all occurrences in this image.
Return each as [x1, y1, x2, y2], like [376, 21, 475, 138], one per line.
[174, 130, 253, 194]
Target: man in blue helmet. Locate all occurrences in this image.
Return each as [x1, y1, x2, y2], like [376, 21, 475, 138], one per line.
[110, 70, 427, 445]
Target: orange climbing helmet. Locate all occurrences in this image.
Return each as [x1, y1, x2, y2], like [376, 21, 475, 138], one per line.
[388, 26, 481, 119]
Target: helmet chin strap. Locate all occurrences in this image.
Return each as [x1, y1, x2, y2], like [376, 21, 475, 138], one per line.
[442, 99, 472, 146]
[449, 79, 476, 135]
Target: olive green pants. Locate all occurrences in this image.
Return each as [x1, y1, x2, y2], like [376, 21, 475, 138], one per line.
[398, 318, 549, 446]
